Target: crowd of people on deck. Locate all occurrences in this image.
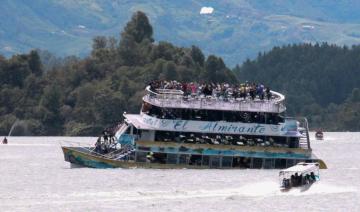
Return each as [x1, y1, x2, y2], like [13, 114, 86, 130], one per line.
[149, 80, 273, 101]
[282, 172, 317, 188]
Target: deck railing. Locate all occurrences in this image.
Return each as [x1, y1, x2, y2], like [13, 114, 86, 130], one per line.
[303, 117, 311, 150]
[144, 86, 286, 113]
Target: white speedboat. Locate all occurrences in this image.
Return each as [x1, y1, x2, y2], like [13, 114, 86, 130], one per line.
[279, 162, 320, 191]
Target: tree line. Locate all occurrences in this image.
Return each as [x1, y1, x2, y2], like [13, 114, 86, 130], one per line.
[0, 11, 237, 136]
[234, 43, 360, 131]
[0, 12, 359, 135]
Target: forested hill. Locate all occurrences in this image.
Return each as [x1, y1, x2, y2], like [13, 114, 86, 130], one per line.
[4, 1, 360, 66]
[234, 44, 360, 131]
[1, 12, 359, 136]
[0, 12, 237, 136]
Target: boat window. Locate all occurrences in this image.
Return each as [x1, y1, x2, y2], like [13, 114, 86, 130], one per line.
[125, 127, 131, 134]
[179, 154, 190, 165]
[272, 136, 288, 148]
[263, 158, 274, 169]
[138, 146, 151, 151]
[153, 131, 295, 149]
[252, 158, 263, 169]
[202, 155, 210, 167]
[135, 152, 147, 163]
[140, 130, 155, 141]
[152, 153, 167, 164]
[166, 153, 178, 164]
[275, 159, 287, 169]
[286, 159, 296, 167]
[147, 106, 281, 123]
[222, 156, 233, 168]
[239, 157, 251, 168]
[189, 155, 202, 166]
[210, 156, 221, 168]
[289, 137, 300, 148]
[133, 127, 139, 136]
[233, 157, 250, 168]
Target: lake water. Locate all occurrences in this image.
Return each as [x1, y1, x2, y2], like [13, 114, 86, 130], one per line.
[0, 132, 359, 211]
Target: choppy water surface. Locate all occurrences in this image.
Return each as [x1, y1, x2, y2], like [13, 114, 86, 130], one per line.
[0, 133, 359, 212]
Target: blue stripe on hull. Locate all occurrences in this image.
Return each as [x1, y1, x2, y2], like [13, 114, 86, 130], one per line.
[145, 146, 310, 159]
[64, 150, 116, 168]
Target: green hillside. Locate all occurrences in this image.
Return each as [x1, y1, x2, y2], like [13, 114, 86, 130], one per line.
[1, 11, 359, 135]
[3, 1, 360, 66]
[234, 43, 360, 131]
[0, 11, 236, 136]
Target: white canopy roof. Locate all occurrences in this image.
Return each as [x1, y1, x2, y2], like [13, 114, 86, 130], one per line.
[124, 114, 156, 130]
[280, 162, 319, 174]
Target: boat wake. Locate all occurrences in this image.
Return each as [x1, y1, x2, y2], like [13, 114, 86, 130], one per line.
[1, 143, 54, 147]
[65, 181, 355, 203]
[2, 181, 356, 209]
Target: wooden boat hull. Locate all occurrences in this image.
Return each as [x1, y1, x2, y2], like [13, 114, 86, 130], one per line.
[62, 146, 130, 168]
[62, 146, 210, 169]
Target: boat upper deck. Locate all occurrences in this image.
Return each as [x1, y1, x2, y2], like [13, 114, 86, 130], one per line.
[143, 86, 286, 113]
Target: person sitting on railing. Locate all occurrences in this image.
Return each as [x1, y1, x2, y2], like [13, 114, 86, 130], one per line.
[181, 82, 188, 96]
[213, 86, 220, 98]
[232, 86, 239, 99]
[149, 82, 157, 97]
[202, 84, 212, 96]
[239, 84, 246, 100]
[249, 84, 256, 100]
[266, 87, 272, 100]
[225, 86, 234, 101]
[189, 83, 194, 95]
[257, 84, 265, 100]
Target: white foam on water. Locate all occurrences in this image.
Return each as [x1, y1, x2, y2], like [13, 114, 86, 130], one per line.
[62, 181, 355, 203]
[278, 183, 356, 197]
[1, 143, 54, 146]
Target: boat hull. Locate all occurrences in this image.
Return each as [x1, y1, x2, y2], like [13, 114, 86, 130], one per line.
[62, 146, 327, 169]
[62, 146, 211, 169]
[62, 146, 128, 168]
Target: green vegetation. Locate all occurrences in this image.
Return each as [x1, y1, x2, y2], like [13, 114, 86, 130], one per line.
[0, 12, 359, 135]
[234, 43, 360, 131]
[5, 1, 360, 66]
[0, 11, 236, 136]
